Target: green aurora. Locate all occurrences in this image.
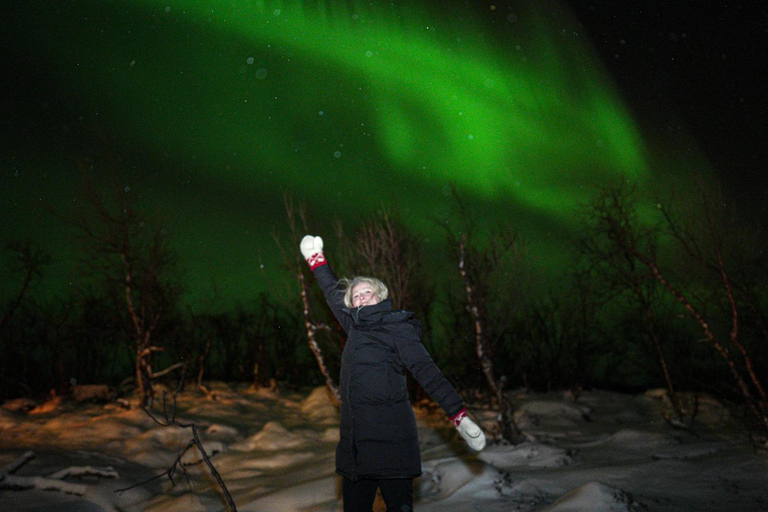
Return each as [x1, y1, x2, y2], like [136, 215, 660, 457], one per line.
[2, 0, 707, 305]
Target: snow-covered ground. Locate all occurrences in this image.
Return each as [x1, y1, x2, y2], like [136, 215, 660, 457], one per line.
[1, 384, 766, 511]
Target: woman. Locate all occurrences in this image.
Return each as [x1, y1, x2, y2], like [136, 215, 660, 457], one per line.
[300, 235, 486, 512]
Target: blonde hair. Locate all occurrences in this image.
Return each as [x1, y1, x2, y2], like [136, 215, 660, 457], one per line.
[341, 276, 389, 308]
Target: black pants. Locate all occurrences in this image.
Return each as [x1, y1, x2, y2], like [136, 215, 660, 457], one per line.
[342, 477, 413, 512]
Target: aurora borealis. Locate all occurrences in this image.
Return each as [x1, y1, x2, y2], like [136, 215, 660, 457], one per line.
[2, 0, 764, 305]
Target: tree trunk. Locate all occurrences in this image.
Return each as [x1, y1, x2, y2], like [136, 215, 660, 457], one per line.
[459, 236, 521, 442]
[300, 272, 340, 403]
[637, 253, 768, 431]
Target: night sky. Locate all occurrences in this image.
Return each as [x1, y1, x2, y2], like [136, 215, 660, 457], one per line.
[567, 1, 766, 206]
[2, 0, 765, 307]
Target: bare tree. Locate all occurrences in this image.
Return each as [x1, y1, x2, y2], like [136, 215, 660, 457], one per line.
[115, 379, 237, 512]
[186, 310, 217, 399]
[348, 211, 428, 312]
[517, 275, 604, 398]
[580, 186, 687, 424]
[662, 182, 767, 415]
[275, 195, 340, 402]
[1, 450, 117, 495]
[69, 164, 184, 407]
[250, 293, 278, 389]
[0, 240, 51, 331]
[585, 182, 767, 431]
[457, 234, 522, 442]
[443, 192, 524, 442]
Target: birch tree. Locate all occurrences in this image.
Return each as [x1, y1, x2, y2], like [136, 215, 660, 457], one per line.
[580, 186, 686, 424]
[70, 165, 184, 407]
[276, 196, 340, 402]
[444, 193, 525, 442]
[584, 182, 767, 431]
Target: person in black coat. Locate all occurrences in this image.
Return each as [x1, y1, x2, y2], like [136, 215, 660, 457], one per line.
[300, 235, 486, 512]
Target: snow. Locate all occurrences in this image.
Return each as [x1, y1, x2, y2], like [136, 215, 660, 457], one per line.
[1, 385, 767, 511]
[540, 482, 644, 512]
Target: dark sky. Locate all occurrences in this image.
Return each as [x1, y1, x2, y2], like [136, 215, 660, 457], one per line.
[564, 1, 767, 209]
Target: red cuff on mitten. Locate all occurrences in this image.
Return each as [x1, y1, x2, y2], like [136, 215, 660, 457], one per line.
[307, 252, 327, 270]
[450, 407, 467, 427]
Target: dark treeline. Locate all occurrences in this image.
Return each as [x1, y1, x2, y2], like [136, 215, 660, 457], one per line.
[0, 290, 320, 398]
[1, 175, 767, 432]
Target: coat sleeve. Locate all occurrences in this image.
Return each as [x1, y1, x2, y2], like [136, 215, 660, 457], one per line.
[393, 321, 465, 418]
[312, 263, 353, 333]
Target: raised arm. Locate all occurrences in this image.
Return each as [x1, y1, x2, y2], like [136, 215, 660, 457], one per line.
[300, 235, 352, 333]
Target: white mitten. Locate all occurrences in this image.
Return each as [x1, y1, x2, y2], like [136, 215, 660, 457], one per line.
[452, 409, 486, 451]
[300, 235, 326, 269]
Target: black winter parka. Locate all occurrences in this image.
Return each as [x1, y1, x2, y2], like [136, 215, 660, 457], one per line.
[313, 263, 464, 481]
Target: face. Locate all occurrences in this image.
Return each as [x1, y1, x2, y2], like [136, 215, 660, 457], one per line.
[351, 282, 380, 308]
